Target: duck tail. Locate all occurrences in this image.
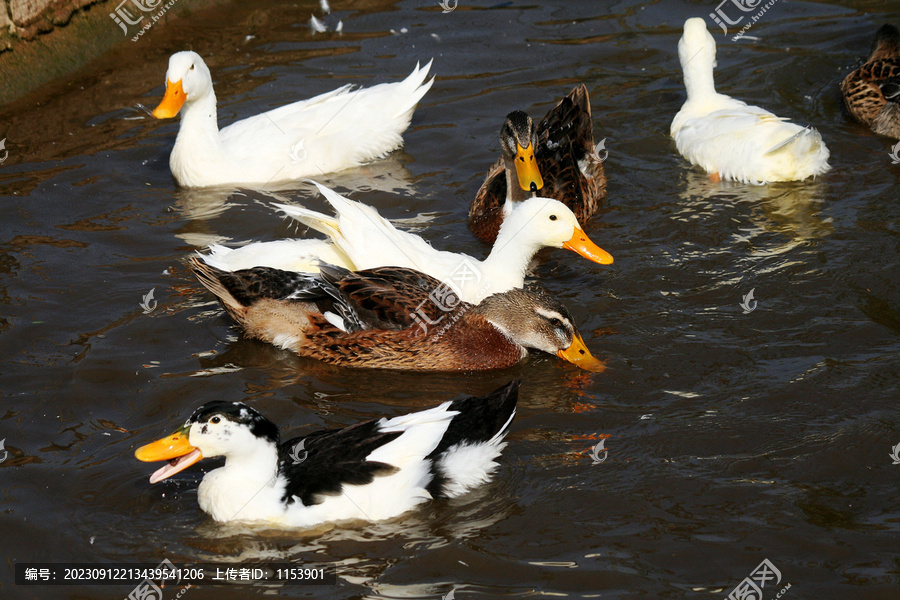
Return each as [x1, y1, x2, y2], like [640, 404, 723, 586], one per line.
[426, 380, 520, 499]
[309, 180, 393, 236]
[393, 59, 435, 120]
[765, 126, 823, 155]
[192, 257, 248, 317]
[192, 257, 321, 314]
[765, 126, 831, 177]
[197, 244, 234, 271]
[272, 201, 342, 239]
[192, 258, 338, 349]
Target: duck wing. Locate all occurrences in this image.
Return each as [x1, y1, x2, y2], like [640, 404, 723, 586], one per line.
[842, 58, 900, 121]
[304, 265, 464, 332]
[537, 84, 595, 160]
[278, 422, 404, 507]
[535, 84, 605, 220]
[468, 158, 507, 244]
[425, 380, 519, 498]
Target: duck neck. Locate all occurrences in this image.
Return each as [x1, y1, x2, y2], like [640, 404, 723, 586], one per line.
[175, 90, 223, 152]
[224, 440, 279, 480]
[682, 56, 717, 101]
[504, 157, 530, 207]
[479, 218, 543, 287]
[199, 440, 283, 523]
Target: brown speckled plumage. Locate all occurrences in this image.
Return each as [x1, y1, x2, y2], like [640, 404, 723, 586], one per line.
[470, 84, 608, 244]
[841, 24, 900, 139]
[191, 259, 598, 372]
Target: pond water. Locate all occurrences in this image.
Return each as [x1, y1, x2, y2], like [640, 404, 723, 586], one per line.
[1, 0, 898, 598]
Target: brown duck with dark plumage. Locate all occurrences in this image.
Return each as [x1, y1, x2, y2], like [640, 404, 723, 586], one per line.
[841, 24, 900, 139]
[192, 259, 604, 372]
[469, 84, 608, 244]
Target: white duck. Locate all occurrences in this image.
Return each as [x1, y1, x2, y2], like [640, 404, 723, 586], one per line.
[670, 18, 830, 184]
[199, 182, 614, 304]
[135, 381, 519, 528]
[152, 51, 434, 188]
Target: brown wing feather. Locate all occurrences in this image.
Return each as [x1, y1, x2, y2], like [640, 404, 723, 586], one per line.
[842, 26, 900, 139]
[536, 84, 607, 223]
[468, 159, 507, 244]
[842, 59, 900, 119]
[329, 266, 462, 330]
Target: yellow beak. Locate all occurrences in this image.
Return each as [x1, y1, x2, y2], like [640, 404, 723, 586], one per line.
[562, 228, 614, 265]
[152, 79, 186, 119]
[135, 428, 203, 484]
[557, 333, 605, 372]
[514, 142, 544, 192]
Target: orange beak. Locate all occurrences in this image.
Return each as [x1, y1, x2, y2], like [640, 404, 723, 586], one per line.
[557, 333, 605, 372]
[152, 79, 186, 119]
[135, 427, 203, 484]
[562, 228, 613, 265]
[514, 142, 544, 192]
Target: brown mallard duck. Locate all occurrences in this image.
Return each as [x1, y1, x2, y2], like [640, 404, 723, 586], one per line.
[841, 24, 900, 139]
[469, 84, 608, 244]
[191, 259, 604, 372]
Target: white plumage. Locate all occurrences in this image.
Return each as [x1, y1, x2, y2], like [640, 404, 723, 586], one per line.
[199, 181, 613, 304]
[135, 383, 519, 529]
[671, 18, 830, 184]
[152, 52, 433, 188]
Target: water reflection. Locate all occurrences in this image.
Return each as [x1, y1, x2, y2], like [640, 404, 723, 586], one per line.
[170, 153, 424, 248]
[677, 170, 833, 242]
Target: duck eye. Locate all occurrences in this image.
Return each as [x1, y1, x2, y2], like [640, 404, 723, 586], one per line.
[210, 416, 221, 424]
[190, 65, 195, 71]
[549, 215, 558, 221]
[549, 317, 563, 328]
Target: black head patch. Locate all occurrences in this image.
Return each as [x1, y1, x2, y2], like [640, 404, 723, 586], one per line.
[187, 401, 279, 445]
[501, 111, 535, 150]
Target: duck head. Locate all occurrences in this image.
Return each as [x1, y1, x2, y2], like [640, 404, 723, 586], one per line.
[678, 18, 717, 100]
[152, 51, 214, 119]
[494, 196, 613, 264]
[135, 401, 279, 483]
[475, 288, 605, 372]
[500, 111, 544, 199]
[870, 24, 900, 61]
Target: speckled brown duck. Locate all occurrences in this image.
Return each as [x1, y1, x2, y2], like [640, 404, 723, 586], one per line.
[841, 24, 900, 139]
[469, 84, 608, 244]
[192, 259, 604, 372]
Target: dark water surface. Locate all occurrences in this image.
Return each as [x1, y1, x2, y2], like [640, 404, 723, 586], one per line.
[1, 0, 899, 598]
